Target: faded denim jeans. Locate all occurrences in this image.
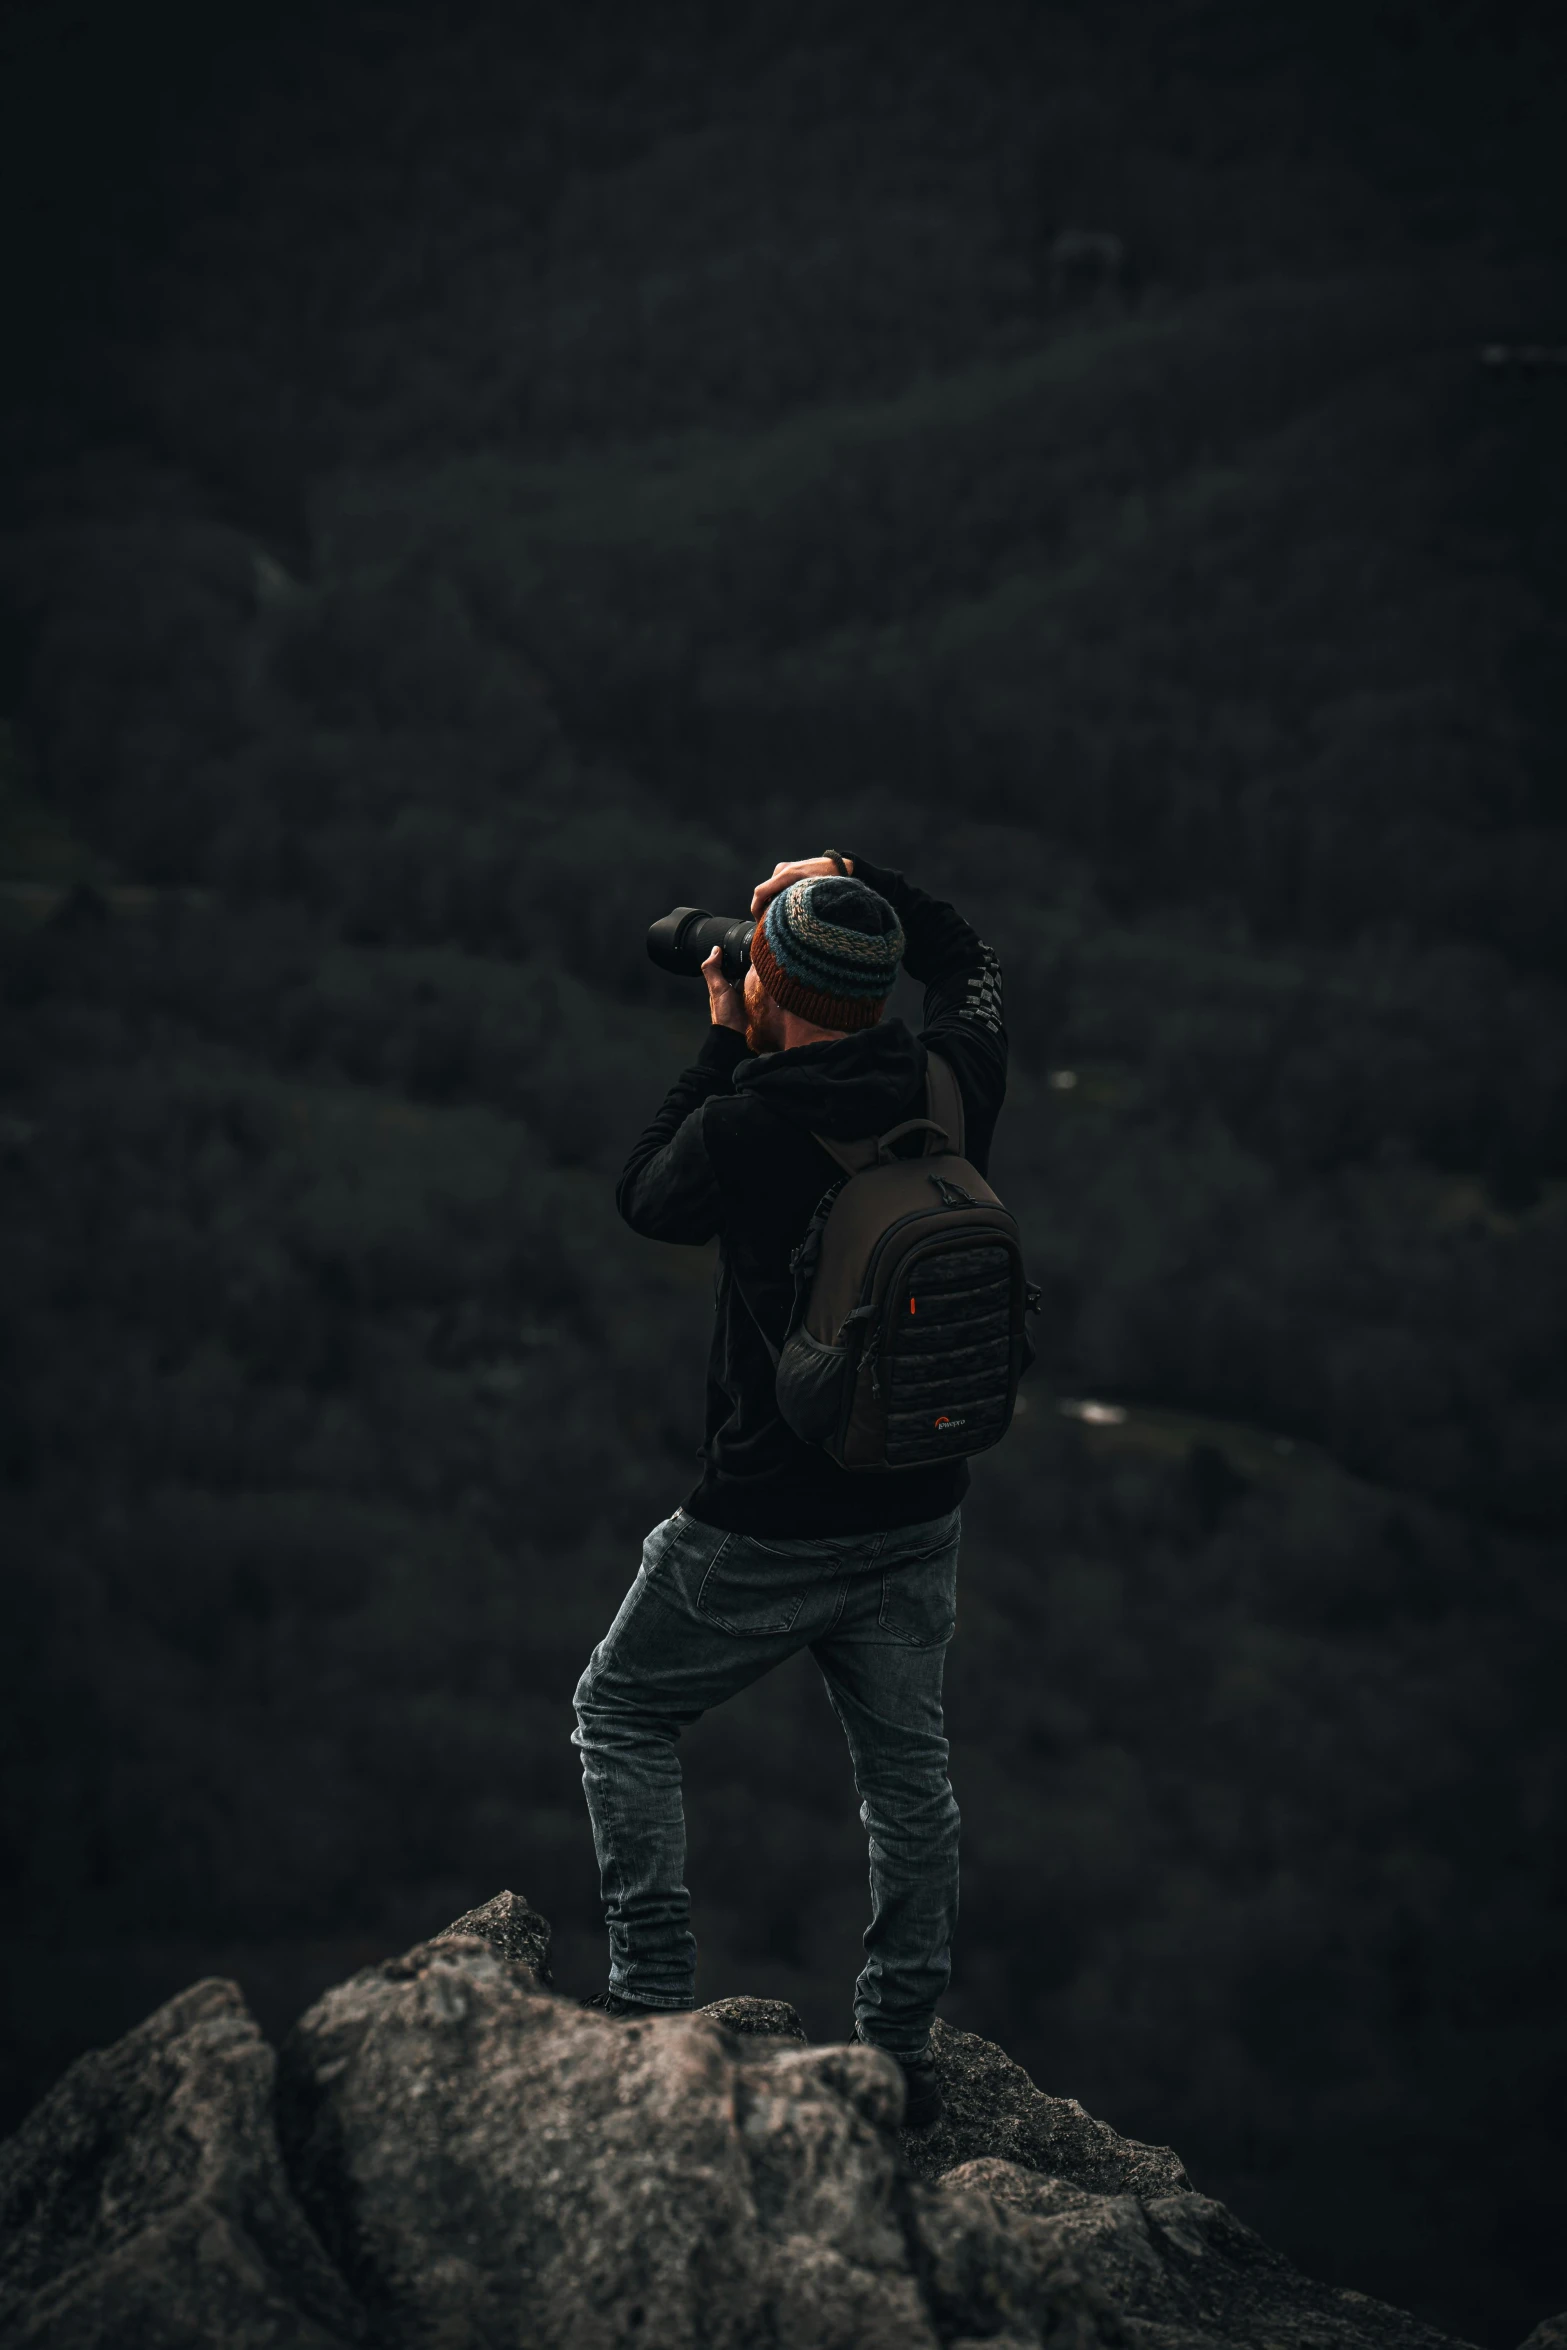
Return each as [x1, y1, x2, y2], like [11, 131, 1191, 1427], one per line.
[571, 1505, 962, 2062]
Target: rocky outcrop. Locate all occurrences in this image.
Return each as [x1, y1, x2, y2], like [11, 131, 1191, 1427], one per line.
[924, 2163, 1465, 2350]
[0, 1977, 361, 2348]
[902, 2019, 1190, 2197]
[0, 1886, 1528, 2349]
[436, 1888, 555, 1984]
[275, 1929, 1118, 2348]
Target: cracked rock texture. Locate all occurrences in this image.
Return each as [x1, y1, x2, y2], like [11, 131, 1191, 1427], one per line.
[0, 1977, 361, 2348]
[901, 2018, 1191, 2197]
[920, 2162, 1470, 2350]
[436, 1888, 555, 1985]
[0, 1887, 1534, 2348]
[275, 1930, 991, 2349]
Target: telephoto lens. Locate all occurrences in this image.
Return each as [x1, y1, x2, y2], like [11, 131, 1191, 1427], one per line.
[646, 908, 756, 985]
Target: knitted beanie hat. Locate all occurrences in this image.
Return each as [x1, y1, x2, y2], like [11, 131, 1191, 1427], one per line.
[750, 874, 905, 1031]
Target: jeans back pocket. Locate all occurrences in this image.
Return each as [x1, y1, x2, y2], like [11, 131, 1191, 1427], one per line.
[696, 1534, 808, 1638]
[877, 1531, 960, 1647]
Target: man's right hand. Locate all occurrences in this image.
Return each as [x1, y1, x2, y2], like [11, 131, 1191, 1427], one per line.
[702, 944, 747, 1034]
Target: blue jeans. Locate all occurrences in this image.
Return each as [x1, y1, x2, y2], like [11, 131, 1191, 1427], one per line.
[571, 1505, 962, 2062]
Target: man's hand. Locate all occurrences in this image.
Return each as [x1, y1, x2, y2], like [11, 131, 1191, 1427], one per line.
[702, 944, 747, 1033]
[749, 854, 853, 917]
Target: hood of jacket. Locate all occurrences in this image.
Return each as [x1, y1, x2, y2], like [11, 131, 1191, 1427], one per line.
[730, 1016, 927, 1140]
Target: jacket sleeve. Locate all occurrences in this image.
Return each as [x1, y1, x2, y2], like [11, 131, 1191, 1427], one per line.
[616, 1025, 753, 1242]
[847, 854, 1008, 1174]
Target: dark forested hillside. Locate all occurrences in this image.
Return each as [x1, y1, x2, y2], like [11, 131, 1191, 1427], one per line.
[2, 4, 1564, 2342]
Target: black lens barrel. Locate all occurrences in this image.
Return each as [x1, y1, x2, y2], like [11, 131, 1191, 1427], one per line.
[646, 908, 756, 985]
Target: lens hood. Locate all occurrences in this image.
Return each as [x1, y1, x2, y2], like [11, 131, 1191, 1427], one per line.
[646, 908, 756, 984]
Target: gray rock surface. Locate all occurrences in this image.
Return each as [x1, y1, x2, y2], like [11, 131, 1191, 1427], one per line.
[700, 1993, 809, 2041]
[436, 1887, 554, 1984]
[1518, 2322, 1567, 2350]
[923, 2160, 1477, 2349]
[0, 1887, 1528, 2349]
[901, 2015, 1191, 2196]
[0, 1976, 362, 2348]
[275, 1929, 1100, 2348]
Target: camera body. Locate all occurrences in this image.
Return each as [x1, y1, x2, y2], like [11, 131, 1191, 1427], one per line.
[646, 908, 756, 986]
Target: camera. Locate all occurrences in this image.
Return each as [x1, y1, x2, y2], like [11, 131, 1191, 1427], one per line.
[646, 908, 756, 986]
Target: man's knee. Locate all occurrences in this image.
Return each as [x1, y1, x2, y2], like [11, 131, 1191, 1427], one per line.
[570, 1656, 608, 1744]
[572, 1639, 639, 1726]
[849, 1723, 956, 1809]
[861, 1776, 960, 1848]
[572, 1663, 680, 1753]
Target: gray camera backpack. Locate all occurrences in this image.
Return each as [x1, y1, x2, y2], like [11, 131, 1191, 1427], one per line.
[757, 1053, 1039, 1472]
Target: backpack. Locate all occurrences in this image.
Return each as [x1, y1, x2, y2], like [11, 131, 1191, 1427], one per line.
[754, 1053, 1040, 1472]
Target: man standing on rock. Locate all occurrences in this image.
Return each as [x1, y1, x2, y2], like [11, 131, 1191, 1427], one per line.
[572, 852, 1007, 2130]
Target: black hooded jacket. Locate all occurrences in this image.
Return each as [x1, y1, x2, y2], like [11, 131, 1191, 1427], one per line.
[617, 856, 1008, 1536]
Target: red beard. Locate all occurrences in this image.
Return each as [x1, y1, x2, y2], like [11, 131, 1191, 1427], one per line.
[743, 970, 785, 1056]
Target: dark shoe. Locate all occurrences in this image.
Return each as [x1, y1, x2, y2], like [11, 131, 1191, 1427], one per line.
[853, 2025, 944, 2132]
[894, 2051, 944, 2132]
[581, 1989, 669, 2019]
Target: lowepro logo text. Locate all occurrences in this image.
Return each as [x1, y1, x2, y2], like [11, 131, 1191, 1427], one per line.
[933, 1414, 966, 1431]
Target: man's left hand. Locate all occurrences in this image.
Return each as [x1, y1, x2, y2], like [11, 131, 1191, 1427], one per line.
[749, 855, 852, 917]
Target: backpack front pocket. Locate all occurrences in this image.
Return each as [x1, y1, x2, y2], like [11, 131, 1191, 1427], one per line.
[775, 1325, 854, 1449]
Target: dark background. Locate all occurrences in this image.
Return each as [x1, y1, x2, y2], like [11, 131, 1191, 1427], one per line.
[1, 2, 1564, 2341]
